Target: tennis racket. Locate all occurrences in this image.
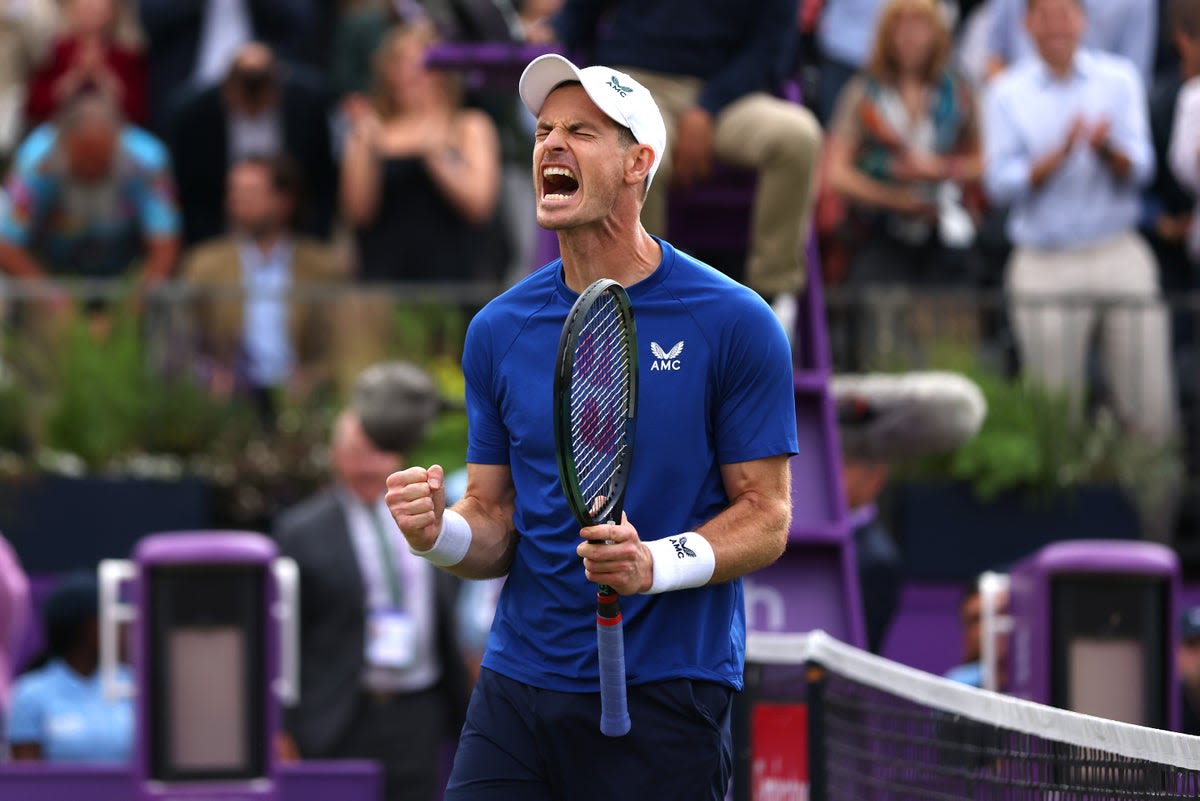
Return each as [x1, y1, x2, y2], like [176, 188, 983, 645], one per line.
[553, 278, 639, 737]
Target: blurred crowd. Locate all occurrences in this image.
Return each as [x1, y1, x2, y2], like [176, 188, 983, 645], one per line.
[0, 0, 1193, 455]
[0, 0, 1187, 429]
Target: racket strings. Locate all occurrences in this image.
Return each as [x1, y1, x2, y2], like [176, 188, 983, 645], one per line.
[568, 298, 633, 516]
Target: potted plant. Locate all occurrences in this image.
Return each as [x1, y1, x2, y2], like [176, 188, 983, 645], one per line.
[886, 346, 1183, 581]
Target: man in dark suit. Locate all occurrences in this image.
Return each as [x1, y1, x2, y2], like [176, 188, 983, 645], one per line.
[137, 0, 315, 134]
[274, 400, 468, 801]
[167, 42, 336, 247]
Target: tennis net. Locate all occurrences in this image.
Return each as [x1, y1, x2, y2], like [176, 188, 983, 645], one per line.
[743, 631, 1200, 801]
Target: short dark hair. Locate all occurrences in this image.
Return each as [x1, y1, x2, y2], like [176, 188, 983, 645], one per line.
[233, 152, 304, 201]
[42, 572, 99, 659]
[1172, 0, 1200, 37]
[55, 90, 123, 133]
[1026, 0, 1082, 11]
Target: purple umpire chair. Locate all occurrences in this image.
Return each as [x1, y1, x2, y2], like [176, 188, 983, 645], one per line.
[1006, 539, 1181, 730]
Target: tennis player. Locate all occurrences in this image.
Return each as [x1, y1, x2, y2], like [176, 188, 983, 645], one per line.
[386, 54, 798, 800]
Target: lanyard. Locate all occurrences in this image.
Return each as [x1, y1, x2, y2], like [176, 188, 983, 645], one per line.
[368, 506, 404, 608]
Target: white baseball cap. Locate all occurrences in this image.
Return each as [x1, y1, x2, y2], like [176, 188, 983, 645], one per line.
[518, 53, 667, 188]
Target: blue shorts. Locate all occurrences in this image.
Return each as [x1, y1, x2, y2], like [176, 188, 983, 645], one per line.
[444, 668, 734, 801]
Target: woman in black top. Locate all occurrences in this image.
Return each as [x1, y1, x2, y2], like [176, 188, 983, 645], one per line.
[340, 20, 501, 284]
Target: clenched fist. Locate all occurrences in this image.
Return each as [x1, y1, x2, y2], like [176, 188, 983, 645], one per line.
[385, 464, 446, 551]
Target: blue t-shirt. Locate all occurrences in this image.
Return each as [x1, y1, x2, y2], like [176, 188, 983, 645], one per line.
[7, 659, 135, 763]
[465, 239, 798, 692]
[944, 661, 983, 689]
[0, 123, 179, 278]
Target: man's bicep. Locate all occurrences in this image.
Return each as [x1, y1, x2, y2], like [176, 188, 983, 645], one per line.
[460, 463, 516, 522]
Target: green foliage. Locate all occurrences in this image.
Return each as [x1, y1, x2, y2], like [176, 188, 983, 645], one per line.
[371, 305, 471, 474]
[408, 352, 470, 474]
[43, 313, 147, 468]
[0, 295, 479, 524]
[139, 376, 257, 459]
[393, 303, 468, 363]
[896, 345, 1184, 513]
[9, 307, 253, 472]
[0, 371, 31, 454]
[409, 409, 469, 475]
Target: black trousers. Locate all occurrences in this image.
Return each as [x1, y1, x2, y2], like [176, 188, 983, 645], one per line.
[329, 688, 449, 801]
[445, 669, 733, 801]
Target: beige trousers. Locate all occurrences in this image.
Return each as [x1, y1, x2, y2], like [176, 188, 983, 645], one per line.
[1006, 231, 1178, 445]
[621, 68, 823, 296]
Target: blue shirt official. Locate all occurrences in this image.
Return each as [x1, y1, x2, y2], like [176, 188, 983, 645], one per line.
[983, 50, 1154, 250]
[7, 659, 134, 763]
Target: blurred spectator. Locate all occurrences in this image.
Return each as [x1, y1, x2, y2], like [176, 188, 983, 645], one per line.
[1145, 0, 1200, 347]
[943, 575, 1007, 690]
[985, 0, 1157, 85]
[842, 460, 903, 654]
[517, 0, 559, 44]
[1168, 0, 1200, 264]
[7, 572, 134, 763]
[834, 369, 987, 655]
[0, 0, 59, 165]
[0, 531, 30, 752]
[0, 93, 180, 291]
[983, 0, 1178, 449]
[953, 0, 995, 88]
[335, 21, 501, 383]
[1158, 0, 1184, 83]
[1177, 605, 1200, 734]
[181, 154, 342, 427]
[25, 0, 147, 127]
[274, 405, 468, 801]
[815, 0, 890, 122]
[330, 0, 398, 100]
[168, 42, 337, 247]
[826, 0, 983, 287]
[340, 21, 500, 282]
[137, 0, 315, 134]
[555, 0, 823, 315]
[944, 582, 984, 686]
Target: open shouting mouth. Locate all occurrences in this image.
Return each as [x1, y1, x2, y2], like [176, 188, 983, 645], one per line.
[542, 166, 580, 201]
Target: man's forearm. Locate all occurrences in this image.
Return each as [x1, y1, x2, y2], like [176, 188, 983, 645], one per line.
[696, 491, 791, 584]
[1029, 147, 1069, 190]
[140, 237, 180, 285]
[694, 456, 792, 584]
[443, 496, 519, 580]
[1095, 141, 1132, 182]
[0, 240, 47, 280]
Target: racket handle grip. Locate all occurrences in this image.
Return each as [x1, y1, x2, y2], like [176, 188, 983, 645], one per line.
[597, 590, 631, 737]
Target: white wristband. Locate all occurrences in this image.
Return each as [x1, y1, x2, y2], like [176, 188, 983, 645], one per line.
[409, 509, 472, 567]
[642, 532, 716, 594]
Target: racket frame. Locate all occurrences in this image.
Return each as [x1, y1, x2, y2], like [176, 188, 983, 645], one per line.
[553, 278, 639, 528]
[552, 277, 639, 738]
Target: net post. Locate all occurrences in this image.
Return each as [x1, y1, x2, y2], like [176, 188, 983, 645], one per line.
[806, 662, 827, 801]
